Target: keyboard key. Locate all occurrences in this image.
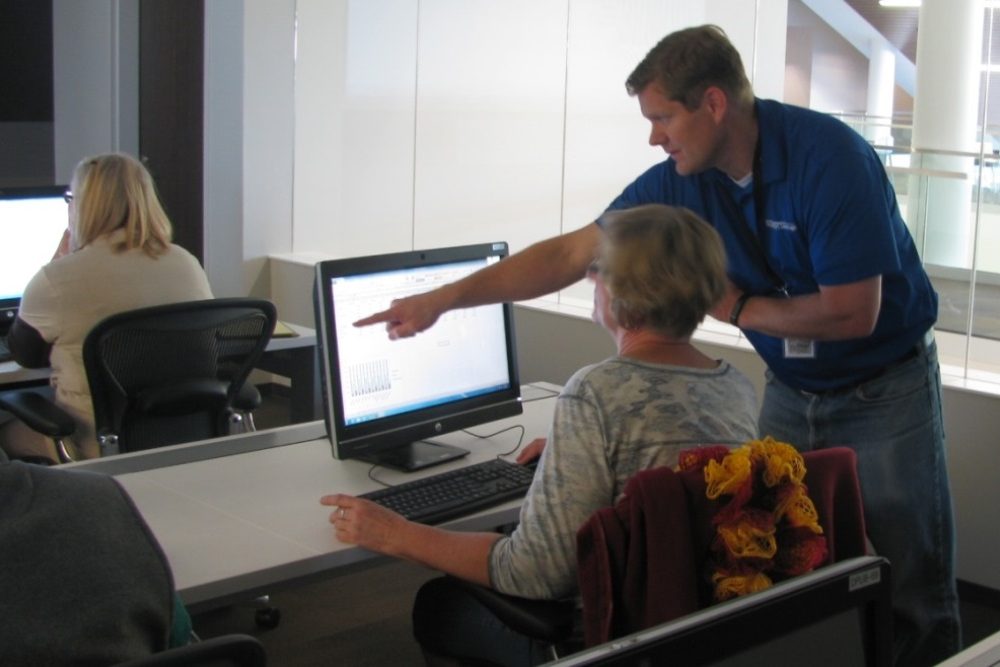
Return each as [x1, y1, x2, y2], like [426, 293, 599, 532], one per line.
[360, 458, 536, 524]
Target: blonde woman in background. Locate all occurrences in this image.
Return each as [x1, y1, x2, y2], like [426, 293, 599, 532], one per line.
[1, 153, 213, 462]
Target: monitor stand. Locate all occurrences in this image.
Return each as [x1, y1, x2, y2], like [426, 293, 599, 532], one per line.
[356, 440, 470, 472]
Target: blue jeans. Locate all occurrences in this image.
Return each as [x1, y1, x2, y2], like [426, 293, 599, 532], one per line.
[759, 336, 961, 667]
[412, 577, 550, 667]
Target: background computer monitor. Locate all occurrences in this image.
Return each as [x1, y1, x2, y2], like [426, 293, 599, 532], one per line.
[0, 185, 69, 332]
[550, 556, 893, 667]
[313, 242, 523, 472]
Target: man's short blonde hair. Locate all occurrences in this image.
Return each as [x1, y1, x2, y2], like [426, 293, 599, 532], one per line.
[597, 204, 727, 338]
[70, 153, 173, 256]
[625, 25, 755, 113]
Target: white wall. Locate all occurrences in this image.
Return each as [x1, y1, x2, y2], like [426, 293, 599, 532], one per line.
[202, 0, 246, 298]
[52, 0, 138, 183]
[240, 1, 296, 299]
[289, 0, 787, 281]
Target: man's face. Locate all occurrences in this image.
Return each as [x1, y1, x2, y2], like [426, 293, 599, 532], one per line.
[637, 84, 721, 176]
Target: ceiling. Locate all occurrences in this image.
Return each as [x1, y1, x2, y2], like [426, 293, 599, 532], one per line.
[843, 0, 920, 63]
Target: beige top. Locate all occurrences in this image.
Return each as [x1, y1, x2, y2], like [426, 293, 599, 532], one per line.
[17, 230, 213, 457]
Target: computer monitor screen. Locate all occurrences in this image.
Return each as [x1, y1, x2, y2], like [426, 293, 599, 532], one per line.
[313, 242, 523, 471]
[0, 185, 69, 330]
[550, 556, 892, 667]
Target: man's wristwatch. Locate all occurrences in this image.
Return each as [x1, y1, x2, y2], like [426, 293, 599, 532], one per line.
[729, 293, 753, 327]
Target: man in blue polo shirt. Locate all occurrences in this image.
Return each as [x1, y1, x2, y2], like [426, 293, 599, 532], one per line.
[357, 24, 959, 666]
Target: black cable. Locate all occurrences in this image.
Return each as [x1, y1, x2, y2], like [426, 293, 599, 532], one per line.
[461, 423, 526, 458]
[522, 383, 560, 402]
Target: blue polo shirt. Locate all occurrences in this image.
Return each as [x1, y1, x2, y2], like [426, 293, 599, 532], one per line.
[604, 99, 937, 392]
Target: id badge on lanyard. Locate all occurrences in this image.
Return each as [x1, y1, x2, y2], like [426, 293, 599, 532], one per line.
[783, 337, 816, 359]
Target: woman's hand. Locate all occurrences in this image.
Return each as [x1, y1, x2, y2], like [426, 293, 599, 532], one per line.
[320, 493, 503, 587]
[516, 437, 547, 464]
[320, 493, 408, 555]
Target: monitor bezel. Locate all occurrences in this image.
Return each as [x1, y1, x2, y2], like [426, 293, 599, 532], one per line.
[313, 242, 523, 468]
[0, 185, 69, 325]
[549, 555, 893, 667]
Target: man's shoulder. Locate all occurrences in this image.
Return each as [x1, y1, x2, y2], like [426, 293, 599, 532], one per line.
[614, 156, 710, 210]
[759, 99, 867, 147]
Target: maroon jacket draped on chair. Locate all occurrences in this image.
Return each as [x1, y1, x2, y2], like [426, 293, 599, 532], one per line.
[576, 447, 868, 647]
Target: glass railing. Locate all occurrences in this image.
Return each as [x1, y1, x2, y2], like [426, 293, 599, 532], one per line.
[834, 112, 1000, 390]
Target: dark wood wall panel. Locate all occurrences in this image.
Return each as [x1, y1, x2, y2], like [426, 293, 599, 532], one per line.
[139, 0, 204, 262]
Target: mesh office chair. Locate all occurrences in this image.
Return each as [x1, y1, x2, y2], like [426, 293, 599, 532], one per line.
[0, 298, 276, 461]
[429, 447, 869, 663]
[83, 298, 276, 455]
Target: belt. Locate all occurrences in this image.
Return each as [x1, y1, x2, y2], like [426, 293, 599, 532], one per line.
[805, 329, 934, 395]
[855, 329, 934, 385]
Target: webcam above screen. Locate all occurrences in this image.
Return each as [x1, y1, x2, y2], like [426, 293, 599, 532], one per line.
[313, 242, 523, 472]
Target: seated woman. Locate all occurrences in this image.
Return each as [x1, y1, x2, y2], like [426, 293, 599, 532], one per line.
[320, 204, 759, 666]
[1, 153, 213, 462]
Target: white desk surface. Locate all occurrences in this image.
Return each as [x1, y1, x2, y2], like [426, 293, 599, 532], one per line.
[936, 631, 1000, 667]
[262, 321, 315, 351]
[73, 382, 560, 611]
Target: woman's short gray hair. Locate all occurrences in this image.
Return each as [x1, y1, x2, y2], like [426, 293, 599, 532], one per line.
[596, 204, 727, 338]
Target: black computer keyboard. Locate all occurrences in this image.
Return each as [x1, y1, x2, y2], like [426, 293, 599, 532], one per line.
[360, 457, 537, 525]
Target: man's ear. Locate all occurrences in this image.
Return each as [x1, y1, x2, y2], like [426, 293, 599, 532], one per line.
[702, 86, 728, 122]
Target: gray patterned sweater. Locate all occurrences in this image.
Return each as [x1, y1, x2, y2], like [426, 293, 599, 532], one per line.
[488, 356, 758, 599]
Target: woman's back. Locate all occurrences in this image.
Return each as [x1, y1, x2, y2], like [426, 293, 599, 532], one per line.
[1, 153, 214, 461]
[22, 231, 212, 406]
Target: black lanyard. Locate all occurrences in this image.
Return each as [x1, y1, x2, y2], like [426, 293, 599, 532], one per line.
[714, 142, 788, 296]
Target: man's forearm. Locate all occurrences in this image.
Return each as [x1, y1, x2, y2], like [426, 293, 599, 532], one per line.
[442, 224, 602, 310]
[735, 278, 881, 341]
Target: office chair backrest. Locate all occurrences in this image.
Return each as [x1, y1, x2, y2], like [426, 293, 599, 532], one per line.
[83, 298, 277, 452]
[577, 446, 868, 646]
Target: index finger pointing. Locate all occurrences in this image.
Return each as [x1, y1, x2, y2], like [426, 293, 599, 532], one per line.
[353, 309, 393, 327]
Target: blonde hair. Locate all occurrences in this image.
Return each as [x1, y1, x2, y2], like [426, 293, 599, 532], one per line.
[69, 153, 173, 256]
[597, 204, 727, 338]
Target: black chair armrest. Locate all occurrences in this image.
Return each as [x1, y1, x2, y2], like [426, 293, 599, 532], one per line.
[0, 391, 75, 438]
[136, 380, 230, 416]
[450, 577, 576, 643]
[233, 383, 262, 412]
